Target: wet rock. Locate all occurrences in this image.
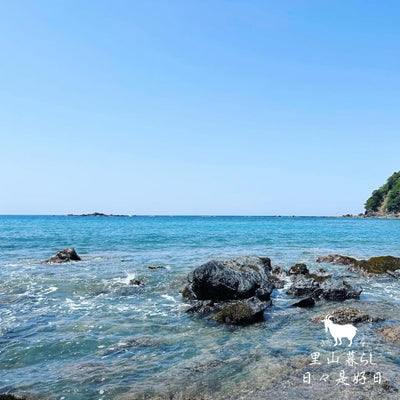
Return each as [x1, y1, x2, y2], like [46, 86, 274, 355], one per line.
[148, 265, 166, 270]
[354, 256, 400, 274]
[183, 256, 273, 302]
[317, 254, 400, 275]
[318, 278, 362, 300]
[42, 247, 81, 264]
[269, 274, 285, 289]
[271, 265, 287, 276]
[129, 279, 144, 286]
[286, 276, 362, 301]
[184, 256, 273, 325]
[288, 263, 309, 276]
[311, 307, 382, 324]
[291, 297, 315, 308]
[213, 297, 271, 325]
[316, 254, 357, 265]
[377, 326, 400, 344]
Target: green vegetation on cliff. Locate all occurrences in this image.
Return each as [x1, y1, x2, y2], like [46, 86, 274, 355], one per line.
[365, 171, 400, 213]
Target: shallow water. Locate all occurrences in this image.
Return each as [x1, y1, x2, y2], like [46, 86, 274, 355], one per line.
[1, 216, 400, 399]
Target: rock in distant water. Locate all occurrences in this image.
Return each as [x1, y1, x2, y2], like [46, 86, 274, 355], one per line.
[311, 307, 383, 324]
[42, 247, 81, 264]
[316, 254, 357, 265]
[183, 256, 274, 325]
[377, 326, 400, 344]
[148, 265, 166, 270]
[129, 279, 144, 286]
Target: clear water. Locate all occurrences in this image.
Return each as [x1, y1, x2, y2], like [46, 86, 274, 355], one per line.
[1, 216, 400, 399]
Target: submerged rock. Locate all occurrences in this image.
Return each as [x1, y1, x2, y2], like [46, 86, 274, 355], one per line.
[42, 247, 81, 264]
[311, 307, 382, 324]
[183, 256, 274, 325]
[129, 279, 144, 286]
[148, 265, 166, 270]
[377, 326, 400, 344]
[387, 269, 400, 279]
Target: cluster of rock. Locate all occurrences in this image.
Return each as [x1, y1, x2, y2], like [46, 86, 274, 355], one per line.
[317, 253, 400, 275]
[182, 256, 274, 325]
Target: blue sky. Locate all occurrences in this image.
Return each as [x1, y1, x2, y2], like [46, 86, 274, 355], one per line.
[1, 0, 400, 215]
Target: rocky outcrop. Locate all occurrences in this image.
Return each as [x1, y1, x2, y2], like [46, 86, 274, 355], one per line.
[377, 326, 400, 344]
[183, 256, 274, 325]
[311, 307, 382, 324]
[42, 247, 81, 264]
[286, 276, 362, 301]
[317, 253, 400, 275]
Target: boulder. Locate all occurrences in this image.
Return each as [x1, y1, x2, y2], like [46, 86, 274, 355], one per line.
[288, 263, 309, 276]
[286, 276, 362, 301]
[184, 256, 273, 302]
[311, 307, 383, 324]
[183, 256, 274, 325]
[214, 297, 271, 325]
[42, 247, 81, 264]
[377, 326, 400, 344]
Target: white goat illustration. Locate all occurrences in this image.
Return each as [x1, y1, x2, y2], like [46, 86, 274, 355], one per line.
[323, 315, 357, 347]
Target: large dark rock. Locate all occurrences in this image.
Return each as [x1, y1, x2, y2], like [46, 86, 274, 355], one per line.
[42, 247, 81, 264]
[291, 298, 315, 308]
[184, 256, 273, 302]
[286, 276, 362, 301]
[183, 256, 274, 325]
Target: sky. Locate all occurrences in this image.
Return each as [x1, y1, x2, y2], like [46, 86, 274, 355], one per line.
[1, 0, 400, 216]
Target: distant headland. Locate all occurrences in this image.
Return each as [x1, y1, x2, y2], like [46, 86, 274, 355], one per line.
[343, 171, 400, 218]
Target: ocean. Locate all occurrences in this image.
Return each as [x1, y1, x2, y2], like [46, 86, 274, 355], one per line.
[1, 215, 400, 399]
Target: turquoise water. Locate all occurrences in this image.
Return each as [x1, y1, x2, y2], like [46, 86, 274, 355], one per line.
[1, 216, 400, 399]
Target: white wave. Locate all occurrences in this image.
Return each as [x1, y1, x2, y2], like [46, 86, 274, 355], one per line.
[161, 294, 177, 303]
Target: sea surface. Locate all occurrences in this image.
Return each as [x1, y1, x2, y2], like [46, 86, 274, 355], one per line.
[1, 215, 400, 399]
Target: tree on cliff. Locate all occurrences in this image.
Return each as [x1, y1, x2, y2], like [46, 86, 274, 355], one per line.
[365, 171, 400, 213]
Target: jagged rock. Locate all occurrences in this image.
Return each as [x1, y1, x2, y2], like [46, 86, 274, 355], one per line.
[42, 247, 81, 264]
[286, 276, 320, 297]
[291, 298, 315, 308]
[377, 326, 400, 344]
[286, 276, 362, 301]
[213, 297, 271, 325]
[184, 256, 273, 302]
[311, 307, 382, 324]
[269, 274, 285, 289]
[272, 265, 287, 276]
[319, 279, 362, 300]
[288, 263, 309, 275]
[183, 256, 274, 325]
